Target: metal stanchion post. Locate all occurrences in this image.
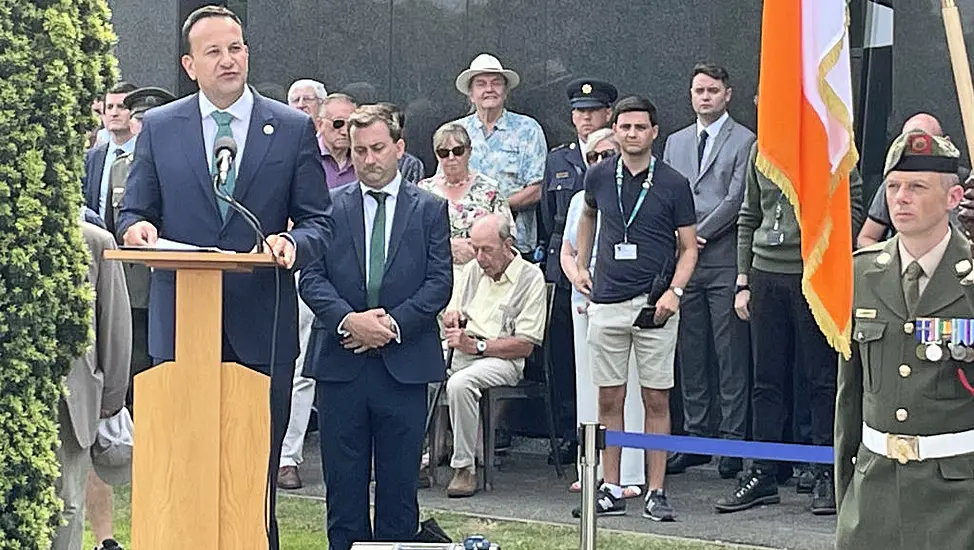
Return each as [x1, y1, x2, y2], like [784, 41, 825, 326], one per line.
[578, 422, 605, 550]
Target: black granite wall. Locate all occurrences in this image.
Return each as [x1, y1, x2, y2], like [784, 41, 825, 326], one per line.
[107, 0, 974, 178]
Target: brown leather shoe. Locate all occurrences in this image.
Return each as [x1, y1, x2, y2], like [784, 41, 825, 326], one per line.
[446, 467, 477, 498]
[277, 466, 302, 490]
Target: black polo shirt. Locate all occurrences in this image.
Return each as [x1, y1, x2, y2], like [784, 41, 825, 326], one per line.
[583, 154, 695, 304]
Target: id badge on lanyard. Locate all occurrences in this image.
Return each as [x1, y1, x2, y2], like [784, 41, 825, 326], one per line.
[615, 157, 655, 261]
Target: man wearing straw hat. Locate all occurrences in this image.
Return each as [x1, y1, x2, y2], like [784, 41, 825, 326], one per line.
[836, 129, 974, 548]
[452, 53, 548, 257]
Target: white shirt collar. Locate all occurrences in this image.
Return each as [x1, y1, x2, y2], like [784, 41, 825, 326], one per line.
[696, 111, 729, 138]
[359, 171, 403, 199]
[198, 86, 254, 124]
[898, 226, 953, 278]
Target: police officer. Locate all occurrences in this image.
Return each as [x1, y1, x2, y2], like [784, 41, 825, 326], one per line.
[836, 130, 974, 549]
[540, 78, 618, 463]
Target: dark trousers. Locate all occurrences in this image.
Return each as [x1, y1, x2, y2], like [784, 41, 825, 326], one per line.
[676, 265, 749, 440]
[548, 285, 578, 441]
[317, 360, 427, 550]
[749, 269, 836, 475]
[126, 308, 151, 408]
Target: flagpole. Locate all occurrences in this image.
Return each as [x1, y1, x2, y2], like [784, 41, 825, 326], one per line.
[942, 0, 974, 163]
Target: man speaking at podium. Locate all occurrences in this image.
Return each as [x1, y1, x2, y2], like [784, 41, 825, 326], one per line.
[116, 5, 332, 548]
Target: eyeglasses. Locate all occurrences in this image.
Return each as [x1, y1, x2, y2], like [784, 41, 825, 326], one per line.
[290, 96, 321, 105]
[435, 145, 467, 159]
[586, 149, 615, 164]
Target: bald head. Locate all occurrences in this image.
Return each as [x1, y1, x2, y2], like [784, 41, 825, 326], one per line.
[902, 113, 944, 137]
[470, 214, 512, 244]
[470, 214, 515, 280]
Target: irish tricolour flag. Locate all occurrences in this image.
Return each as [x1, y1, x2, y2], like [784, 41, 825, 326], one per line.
[757, 0, 858, 358]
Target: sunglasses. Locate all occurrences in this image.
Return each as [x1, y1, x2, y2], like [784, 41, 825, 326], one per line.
[586, 150, 615, 164]
[435, 145, 467, 159]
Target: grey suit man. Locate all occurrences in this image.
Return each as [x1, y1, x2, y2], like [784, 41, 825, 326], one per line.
[52, 221, 132, 550]
[662, 63, 755, 478]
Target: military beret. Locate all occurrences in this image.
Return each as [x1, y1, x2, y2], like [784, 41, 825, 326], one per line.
[565, 78, 618, 109]
[123, 87, 176, 117]
[883, 129, 960, 178]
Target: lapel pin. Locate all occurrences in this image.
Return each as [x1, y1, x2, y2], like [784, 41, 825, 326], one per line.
[263, 124, 274, 135]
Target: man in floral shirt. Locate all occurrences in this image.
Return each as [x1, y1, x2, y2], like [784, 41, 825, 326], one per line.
[453, 53, 547, 255]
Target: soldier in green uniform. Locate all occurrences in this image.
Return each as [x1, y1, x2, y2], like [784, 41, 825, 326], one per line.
[836, 130, 974, 549]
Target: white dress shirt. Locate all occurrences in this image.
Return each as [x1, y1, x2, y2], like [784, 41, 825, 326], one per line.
[198, 86, 254, 173]
[361, 172, 402, 283]
[98, 135, 137, 217]
[696, 110, 729, 170]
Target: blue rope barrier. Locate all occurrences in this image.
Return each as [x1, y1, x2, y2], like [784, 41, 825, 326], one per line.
[604, 430, 834, 464]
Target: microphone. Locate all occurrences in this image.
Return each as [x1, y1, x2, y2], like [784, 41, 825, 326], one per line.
[210, 137, 266, 252]
[214, 136, 237, 187]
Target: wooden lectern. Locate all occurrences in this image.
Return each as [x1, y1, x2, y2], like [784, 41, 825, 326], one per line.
[103, 250, 276, 549]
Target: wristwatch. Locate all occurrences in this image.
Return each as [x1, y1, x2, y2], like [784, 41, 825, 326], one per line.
[735, 284, 751, 294]
[669, 286, 684, 298]
[475, 338, 488, 355]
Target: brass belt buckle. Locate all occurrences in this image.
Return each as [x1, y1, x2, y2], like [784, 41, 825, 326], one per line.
[886, 434, 921, 464]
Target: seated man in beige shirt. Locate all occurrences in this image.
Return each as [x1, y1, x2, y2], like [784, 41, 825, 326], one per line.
[442, 214, 548, 498]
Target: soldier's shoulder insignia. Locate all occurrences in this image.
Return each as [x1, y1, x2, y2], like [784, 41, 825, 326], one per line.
[549, 142, 571, 153]
[853, 241, 886, 257]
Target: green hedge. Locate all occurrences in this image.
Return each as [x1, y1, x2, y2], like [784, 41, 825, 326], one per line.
[0, 0, 116, 547]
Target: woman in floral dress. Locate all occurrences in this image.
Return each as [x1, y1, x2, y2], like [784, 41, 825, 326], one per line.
[418, 122, 515, 282]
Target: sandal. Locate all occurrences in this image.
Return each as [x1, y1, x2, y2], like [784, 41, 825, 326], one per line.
[621, 485, 643, 499]
[568, 478, 607, 493]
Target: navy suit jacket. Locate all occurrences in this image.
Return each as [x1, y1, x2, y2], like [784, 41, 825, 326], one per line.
[116, 90, 333, 366]
[82, 142, 109, 212]
[300, 181, 452, 385]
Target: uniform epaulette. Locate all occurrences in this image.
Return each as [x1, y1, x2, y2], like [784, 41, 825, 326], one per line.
[549, 142, 574, 153]
[853, 241, 887, 257]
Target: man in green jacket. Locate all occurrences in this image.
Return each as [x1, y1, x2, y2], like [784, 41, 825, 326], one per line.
[836, 130, 974, 549]
[716, 141, 863, 515]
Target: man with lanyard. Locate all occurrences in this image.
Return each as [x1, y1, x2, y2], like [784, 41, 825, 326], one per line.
[540, 77, 618, 464]
[573, 95, 698, 521]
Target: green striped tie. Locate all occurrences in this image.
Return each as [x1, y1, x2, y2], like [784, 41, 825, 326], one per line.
[367, 190, 388, 308]
[210, 111, 236, 218]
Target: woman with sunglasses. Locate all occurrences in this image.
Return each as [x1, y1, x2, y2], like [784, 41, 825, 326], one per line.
[418, 122, 515, 277]
[560, 128, 646, 498]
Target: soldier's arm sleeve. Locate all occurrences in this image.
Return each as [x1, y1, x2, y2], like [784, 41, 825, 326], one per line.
[834, 337, 863, 513]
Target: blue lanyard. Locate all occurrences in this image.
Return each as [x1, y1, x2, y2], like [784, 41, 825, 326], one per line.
[615, 156, 655, 243]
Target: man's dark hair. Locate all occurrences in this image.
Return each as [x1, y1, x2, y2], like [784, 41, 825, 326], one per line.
[104, 81, 137, 101]
[612, 95, 658, 126]
[181, 5, 244, 55]
[377, 102, 405, 129]
[692, 63, 731, 87]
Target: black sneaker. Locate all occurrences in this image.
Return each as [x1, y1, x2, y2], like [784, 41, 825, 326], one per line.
[810, 470, 837, 515]
[97, 540, 123, 550]
[714, 470, 780, 513]
[571, 486, 627, 518]
[796, 463, 816, 494]
[494, 430, 512, 455]
[643, 489, 676, 522]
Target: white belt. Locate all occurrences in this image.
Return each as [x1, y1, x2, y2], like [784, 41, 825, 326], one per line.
[861, 422, 974, 463]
